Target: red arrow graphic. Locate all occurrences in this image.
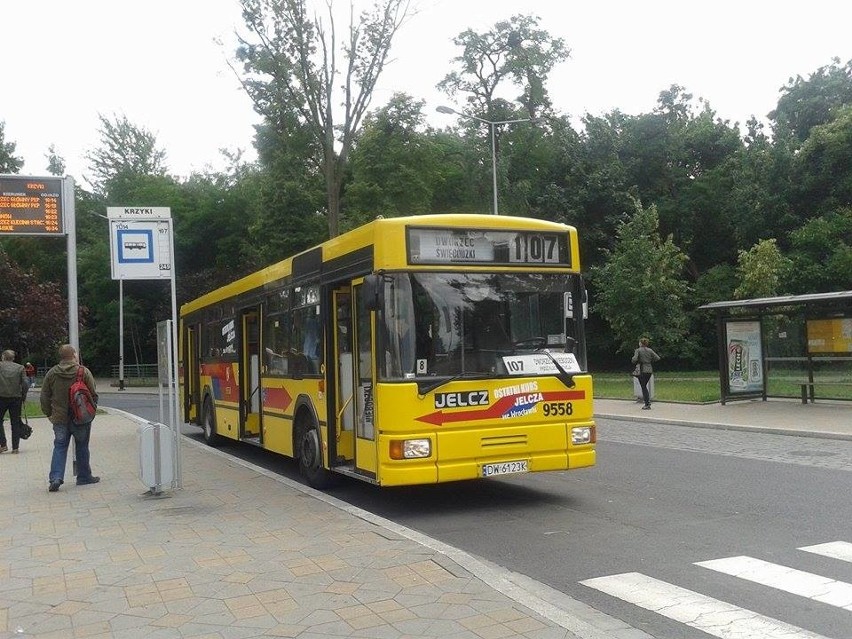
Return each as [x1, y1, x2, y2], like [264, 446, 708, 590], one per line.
[263, 387, 292, 412]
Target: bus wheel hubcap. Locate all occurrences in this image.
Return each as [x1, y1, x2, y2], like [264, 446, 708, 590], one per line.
[303, 430, 320, 469]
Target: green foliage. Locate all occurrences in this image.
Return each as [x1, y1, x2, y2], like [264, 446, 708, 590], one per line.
[786, 208, 852, 293]
[3, 33, 851, 374]
[791, 105, 852, 216]
[770, 58, 852, 144]
[86, 114, 168, 192]
[0, 121, 24, 173]
[45, 144, 66, 176]
[590, 200, 692, 357]
[235, 0, 411, 237]
[0, 247, 66, 359]
[734, 238, 792, 299]
[345, 93, 445, 223]
[438, 14, 569, 118]
[247, 119, 328, 263]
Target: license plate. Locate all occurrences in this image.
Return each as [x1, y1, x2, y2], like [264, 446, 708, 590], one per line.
[481, 460, 528, 478]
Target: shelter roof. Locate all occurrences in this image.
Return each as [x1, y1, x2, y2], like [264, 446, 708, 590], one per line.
[699, 290, 852, 311]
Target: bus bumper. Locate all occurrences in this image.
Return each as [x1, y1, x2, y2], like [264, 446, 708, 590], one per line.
[376, 422, 596, 486]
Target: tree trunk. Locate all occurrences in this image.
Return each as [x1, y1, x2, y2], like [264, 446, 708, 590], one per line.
[326, 167, 341, 239]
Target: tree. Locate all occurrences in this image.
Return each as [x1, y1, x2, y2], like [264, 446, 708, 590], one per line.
[235, 0, 411, 238]
[345, 93, 446, 223]
[590, 199, 692, 358]
[790, 105, 852, 216]
[0, 247, 66, 360]
[786, 208, 852, 294]
[720, 118, 794, 251]
[733, 238, 791, 299]
[616, 88, 745, 276]
[0, 121, 24, 173]
[770, 58, 852, 144]
[45, 144, 66, 176]
[246, 118, 328, 264]
[437, 14, 569, 119]
[85, 114, 168, 192]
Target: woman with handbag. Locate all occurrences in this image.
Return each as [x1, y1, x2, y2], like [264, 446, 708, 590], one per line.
[632, 337, 660, 409]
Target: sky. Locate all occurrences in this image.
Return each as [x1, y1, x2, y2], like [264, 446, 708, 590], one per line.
[2, 0, 851, 188]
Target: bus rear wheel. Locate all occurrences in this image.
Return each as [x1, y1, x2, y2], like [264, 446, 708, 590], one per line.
[202, 397, 224, 447]
[297, 418, 334, 489]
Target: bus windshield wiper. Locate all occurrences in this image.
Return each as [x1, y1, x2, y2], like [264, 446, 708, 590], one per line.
[416, 372, 492, 395]
[535, 348, 576, 389]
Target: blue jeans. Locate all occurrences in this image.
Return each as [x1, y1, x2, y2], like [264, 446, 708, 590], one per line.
[49, 422, 94, 483]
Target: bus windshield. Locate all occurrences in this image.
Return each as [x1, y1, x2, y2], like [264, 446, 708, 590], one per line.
[380, 272, 579, 380]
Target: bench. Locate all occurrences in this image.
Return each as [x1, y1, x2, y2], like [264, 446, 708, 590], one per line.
[800, 382, 852, 404]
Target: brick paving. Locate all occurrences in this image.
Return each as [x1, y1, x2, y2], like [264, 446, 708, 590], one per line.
[0, 411, 584, 639]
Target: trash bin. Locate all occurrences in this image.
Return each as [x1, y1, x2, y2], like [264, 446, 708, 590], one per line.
[138, 421, 174, 491]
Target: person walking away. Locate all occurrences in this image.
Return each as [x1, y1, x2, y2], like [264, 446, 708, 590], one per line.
[0, 349, 27, 453]
[632, 337, 660, 409]
[25, 362, 36, 389]
[40, 344, 100, 492]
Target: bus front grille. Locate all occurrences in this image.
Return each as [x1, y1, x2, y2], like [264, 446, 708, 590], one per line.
[481, 434, 528, 448]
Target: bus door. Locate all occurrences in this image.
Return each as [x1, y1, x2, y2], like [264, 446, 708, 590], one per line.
[332, 289, 355, 462]
[240, 307, 262, 443]
[353, 280, 377, 477]
[184, 323, 201, 423]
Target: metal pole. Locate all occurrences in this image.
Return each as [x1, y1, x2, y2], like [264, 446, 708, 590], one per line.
[490, 122, 499, 215]
[64, 176, 79, 352]
[119, 279, 125, 390]
[168, 224, 183, 489]
[436, 107, 531, 217]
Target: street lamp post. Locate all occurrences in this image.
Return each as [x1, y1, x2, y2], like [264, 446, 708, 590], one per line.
[436, 105, 531, 215]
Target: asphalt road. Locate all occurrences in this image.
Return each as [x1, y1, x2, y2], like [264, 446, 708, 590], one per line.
[101, 392, 852, 639]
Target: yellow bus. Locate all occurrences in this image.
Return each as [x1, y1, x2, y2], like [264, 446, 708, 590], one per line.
[179, 214, 595, 488]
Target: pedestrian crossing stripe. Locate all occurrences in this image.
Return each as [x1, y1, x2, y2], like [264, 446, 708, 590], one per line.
[800, 541, 852, 563]
[580, 572, 831, 639]
[697, 555, 852, 610]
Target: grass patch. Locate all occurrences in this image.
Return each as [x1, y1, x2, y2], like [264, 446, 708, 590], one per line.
[22, 401, 43, 418]
[592, 371, 852, 403]
[593, 371, 721, 403]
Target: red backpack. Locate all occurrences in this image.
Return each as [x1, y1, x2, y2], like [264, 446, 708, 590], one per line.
[69, 367, 97, 425]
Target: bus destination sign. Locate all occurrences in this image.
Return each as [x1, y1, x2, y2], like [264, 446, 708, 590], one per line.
[407, 227, 570, 267]
[0, 176, 64, 235]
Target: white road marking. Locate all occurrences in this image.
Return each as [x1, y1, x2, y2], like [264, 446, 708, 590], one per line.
[580, 571, 830, 639]
[800, 541, 852, 563]
[697, 555, 852, 610]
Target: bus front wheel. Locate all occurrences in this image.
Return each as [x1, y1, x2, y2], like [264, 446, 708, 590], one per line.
[202, 397, 224, 447]
[297, 417, 334, 489]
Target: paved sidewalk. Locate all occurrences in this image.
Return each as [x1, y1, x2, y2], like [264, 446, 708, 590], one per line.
[6, 385, 848, 638]
[1, 409, 616, 639]
[595, 397, 852, 440]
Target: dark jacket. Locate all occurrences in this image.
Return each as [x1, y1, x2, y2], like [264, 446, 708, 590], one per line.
[631, 345, 661, 374]
[40, 360, 98, 425]
[0, 360, 26, 398]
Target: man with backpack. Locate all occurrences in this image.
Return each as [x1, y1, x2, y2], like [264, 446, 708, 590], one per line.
[40, 344, 100, 492]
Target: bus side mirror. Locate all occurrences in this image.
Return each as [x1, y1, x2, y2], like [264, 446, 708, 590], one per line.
[362, 274, 381, 311]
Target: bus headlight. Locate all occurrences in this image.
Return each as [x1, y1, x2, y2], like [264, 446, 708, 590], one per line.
[390, 438, 431, 459]
[571, 426, 594, 445]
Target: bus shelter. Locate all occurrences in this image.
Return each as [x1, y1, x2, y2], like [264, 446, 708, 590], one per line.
[699, 291, 852, 404]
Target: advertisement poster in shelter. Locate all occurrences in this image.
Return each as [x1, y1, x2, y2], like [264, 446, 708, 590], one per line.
[725, 321, 764, 394]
